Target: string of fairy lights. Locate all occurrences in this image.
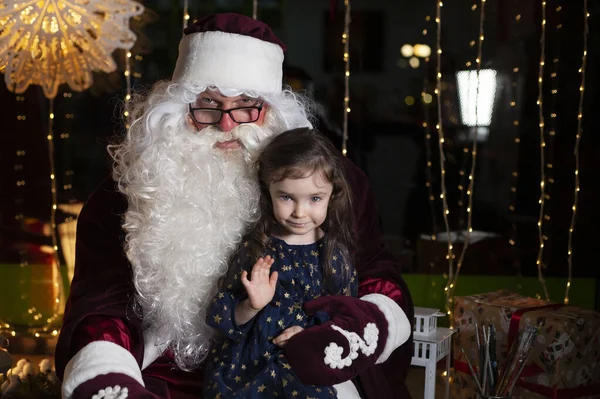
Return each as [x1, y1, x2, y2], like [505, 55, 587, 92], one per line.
[421, 15, 440, 241]
[124, 49, 133, 128]
[446, 0, 486, 320]
[535, 1, 550, 301]
[14, 94, 27, 232]
[433, 1, 456, 319]
[14, 94, 28, 334]
[538, 3, 563, 280]
[60, 91, 75, 198]
[253, 0, 258, 20]
[547, 3, 562, 207]
[341, 0, 351, 157]
[507, 7, 523, 270]
[565, 0, 589, 305]
[43, 98, 63, 337]
[124, 14, 144, 129]
[456, 1, 481, 231]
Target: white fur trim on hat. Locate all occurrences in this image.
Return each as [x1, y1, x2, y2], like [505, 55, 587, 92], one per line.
[360, 293, 411, 364]
[62, 341, 144, 399]
[172, 31, 284, 94]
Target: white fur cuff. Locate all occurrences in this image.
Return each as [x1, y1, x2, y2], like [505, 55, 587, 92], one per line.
[361, 293, 411, 364]
[62, 341, 144, 399]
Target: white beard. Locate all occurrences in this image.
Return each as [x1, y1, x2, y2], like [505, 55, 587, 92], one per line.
[122, 113, 284, 370]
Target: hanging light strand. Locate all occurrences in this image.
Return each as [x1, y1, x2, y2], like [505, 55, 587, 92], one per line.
[546, 3, 563, 189]
[449, 0, 486, 310]
[124, 14, 144, 129]
[253, 0, 259, 20]
[14, 94, 27, 229]
[540, 3, 563, 258]
[508, 63, 521, 250]
[422, 16, 439, 239]
[131, 14, 144, 87]
[434, 1, 455, 319]
[46, 99, 63, 326]
[457, 1, 480, 230]
[12, 93, 28, 335]
[341, 0, 351, 156]
[535, 1, 550, 301]
[183, 0, 190, 27]
[124, 50, 132, 129]
[565, 1, 589, 305]
[60, 91, 75, 196]
[508, 8, 523, 265]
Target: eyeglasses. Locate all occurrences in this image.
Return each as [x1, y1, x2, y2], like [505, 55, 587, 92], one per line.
[188, 103, 264, 125]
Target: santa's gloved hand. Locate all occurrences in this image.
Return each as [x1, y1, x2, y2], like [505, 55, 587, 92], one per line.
[283, 294, 410, 386]
[70, 373, 159, 399]
[61, 340, 162, 399]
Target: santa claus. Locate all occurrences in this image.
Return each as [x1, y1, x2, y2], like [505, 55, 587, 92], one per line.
[55, 13, 414, 399]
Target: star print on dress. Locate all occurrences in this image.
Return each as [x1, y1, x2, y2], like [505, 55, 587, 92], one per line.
[204, 236, 357, 398]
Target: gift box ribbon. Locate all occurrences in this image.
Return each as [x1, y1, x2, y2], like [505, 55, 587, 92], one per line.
[455, 303, 600, 398]
[507, 304, 563, 350]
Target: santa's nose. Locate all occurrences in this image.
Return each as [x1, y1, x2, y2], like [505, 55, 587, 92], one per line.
[218, 113, 238, 132]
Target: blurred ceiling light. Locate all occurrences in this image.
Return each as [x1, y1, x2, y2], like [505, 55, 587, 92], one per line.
[409, 56, 420, 68]
[413, 44, 431, 58]
[422, 92, 433, 104]
[400, 44, 414, 58]
[456, 69, 497, 126]
[0, 0, 144, 98]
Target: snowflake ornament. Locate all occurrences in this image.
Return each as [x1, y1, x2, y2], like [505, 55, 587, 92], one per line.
[0, 0, 144, 98]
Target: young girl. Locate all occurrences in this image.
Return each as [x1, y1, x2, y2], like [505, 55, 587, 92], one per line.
[204, 128, 357, 398]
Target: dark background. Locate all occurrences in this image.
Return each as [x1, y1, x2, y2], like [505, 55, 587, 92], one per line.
[0, 0, 598, 291]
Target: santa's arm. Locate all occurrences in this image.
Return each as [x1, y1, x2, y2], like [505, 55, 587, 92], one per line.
[55, 178, 158, 398]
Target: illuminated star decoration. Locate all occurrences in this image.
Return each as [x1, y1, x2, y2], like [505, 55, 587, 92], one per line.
[0, 0, 144, 99]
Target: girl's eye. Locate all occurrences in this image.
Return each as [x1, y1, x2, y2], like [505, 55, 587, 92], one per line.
[279, 195, 291, 201]
[310, 196, 321, 202]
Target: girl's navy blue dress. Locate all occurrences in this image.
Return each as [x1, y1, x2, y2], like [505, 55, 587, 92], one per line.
[204, 236, 357, 398]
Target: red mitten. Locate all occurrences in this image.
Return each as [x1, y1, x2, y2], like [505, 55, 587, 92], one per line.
[284, 294, 408, 386]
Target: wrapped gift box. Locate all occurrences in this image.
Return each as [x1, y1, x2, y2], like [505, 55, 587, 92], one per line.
[451, 290, 600, 399]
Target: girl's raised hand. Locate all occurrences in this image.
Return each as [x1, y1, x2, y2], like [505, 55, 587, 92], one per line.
[241, 255, 278, 312]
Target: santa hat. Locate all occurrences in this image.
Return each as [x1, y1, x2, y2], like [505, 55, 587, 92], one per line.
[172, 13, 286, 94]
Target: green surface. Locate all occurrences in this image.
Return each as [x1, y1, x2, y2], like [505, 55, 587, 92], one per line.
[1, 262, 596, 329]
[0, 264, 69, 329]
[404, 274, 597, 315]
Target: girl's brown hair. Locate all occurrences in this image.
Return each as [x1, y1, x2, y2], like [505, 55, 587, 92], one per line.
[245, 127, 355, 293]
